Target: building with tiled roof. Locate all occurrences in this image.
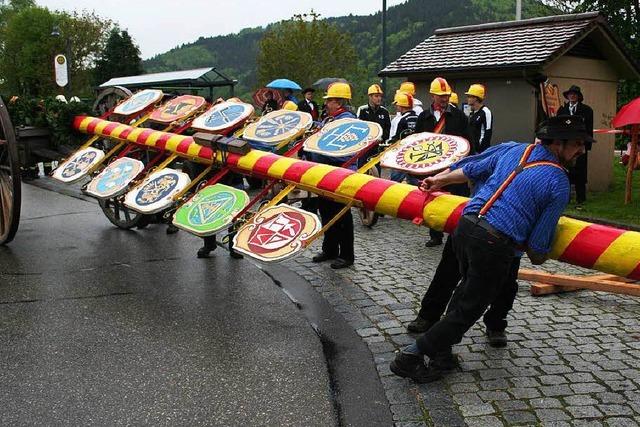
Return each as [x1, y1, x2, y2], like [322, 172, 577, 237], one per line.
[380, 12, 639, 191]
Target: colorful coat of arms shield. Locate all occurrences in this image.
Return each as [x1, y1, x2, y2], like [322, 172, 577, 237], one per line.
[242, 110, 313, 146]
[123, 168, 190, 214]
[191, 101, 254, 133]
[85, 157, 144, 199]
[51, 147, 105, 183]
[172, 184, 249, 237]
[113, 89, 163, 116]
[149, 95, 206, 123]
[380, 132, 470, 176]
[303, 118, 382, 157]
[233, 205, 321, 262]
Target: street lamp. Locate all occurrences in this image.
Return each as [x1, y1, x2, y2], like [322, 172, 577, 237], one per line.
[51, 25, 72, 99]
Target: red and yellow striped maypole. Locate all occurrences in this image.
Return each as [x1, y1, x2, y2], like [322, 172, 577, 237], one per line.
[74, 116, 640, 280]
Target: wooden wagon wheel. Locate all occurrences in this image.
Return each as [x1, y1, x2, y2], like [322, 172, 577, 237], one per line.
[0, 96, 21, 244]
[92, 85, 132, 116]
[98, 196, 143, 229]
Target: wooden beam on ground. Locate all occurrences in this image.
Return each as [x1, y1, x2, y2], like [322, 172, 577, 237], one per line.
[519, 269, 640, 297]
[529, 282, 580, 296]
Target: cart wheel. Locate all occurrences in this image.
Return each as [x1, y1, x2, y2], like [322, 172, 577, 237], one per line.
[0, 97, 21, 245]
[93, 86, 132, 116]
[358, 167, 379, 228]
[98, 197, 144, 229]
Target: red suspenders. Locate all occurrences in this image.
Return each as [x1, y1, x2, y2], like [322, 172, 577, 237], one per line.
[478, 144, 566, 218]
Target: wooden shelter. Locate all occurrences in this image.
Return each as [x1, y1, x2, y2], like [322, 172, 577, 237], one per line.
[379, 12, 640, 190]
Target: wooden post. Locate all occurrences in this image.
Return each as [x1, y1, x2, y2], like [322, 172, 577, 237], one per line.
[625, 124, 639, 204]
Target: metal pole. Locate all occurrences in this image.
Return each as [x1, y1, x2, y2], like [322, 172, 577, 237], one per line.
[65, 37, 72, 98]
[516, 0, 522, 20]
[381, 0, 387, 100]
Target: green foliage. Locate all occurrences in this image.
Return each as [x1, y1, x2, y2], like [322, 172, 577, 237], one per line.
[0, 4, 112, 98]
[256, 12, 358, 89]
[6, 96, 92, 147]
[94, 28, 143, 85]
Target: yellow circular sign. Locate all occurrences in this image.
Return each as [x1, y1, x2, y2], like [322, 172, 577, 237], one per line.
[56, 55, 66, 65]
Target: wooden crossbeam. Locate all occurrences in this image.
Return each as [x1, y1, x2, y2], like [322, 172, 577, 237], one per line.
[519, 269, 640, 297]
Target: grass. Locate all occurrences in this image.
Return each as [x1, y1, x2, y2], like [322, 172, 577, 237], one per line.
[564, 158, 640, 228]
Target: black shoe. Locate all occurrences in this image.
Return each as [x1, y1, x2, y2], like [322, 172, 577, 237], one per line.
[407, 316, 438, 333]
[166, 224, 179, 235]
[197, 245, 216, 258]
[330, 258, 354, 269]
[486, 328, 508, 348]
[429, 351, 460, 371]
[229, 249, 244, 259]
[312, 252, 336, 263]
[390, 352, 443, 383]
[424, 239, 443, 248]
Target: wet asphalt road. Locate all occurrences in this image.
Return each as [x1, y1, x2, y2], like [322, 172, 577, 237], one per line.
[0, 184, 337, 426]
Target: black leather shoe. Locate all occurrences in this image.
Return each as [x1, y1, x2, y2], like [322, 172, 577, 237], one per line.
[197, 245, 216, 258]
[330, 258, 354, 269]
[424, 239, 443, 248]
[166, 224, 179, 235]
[229, 249, 244, 259]
[486, 328, 508, 348]
[312, 252, 336, 263]
[429, 351, 460, 371]
[407, 316, 438, 333]
[390, 352, 443, 383]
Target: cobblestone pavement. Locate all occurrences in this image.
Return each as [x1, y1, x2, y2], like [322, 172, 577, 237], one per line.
[284, 214, 640, 427]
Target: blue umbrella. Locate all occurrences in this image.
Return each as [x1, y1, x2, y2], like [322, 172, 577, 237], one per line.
[266, 78, 302, 91]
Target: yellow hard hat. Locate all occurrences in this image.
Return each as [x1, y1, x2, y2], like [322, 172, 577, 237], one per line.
[450, 92, 459, 106]
[282, 100, 298, 111]
[465, 84, 486, 100]
[393, 91, 413, 108]
[429, 77, 452, 96]
[399, 81, 416, 95]
[323, 82, 352, 100]
[367, 84, 383, 95]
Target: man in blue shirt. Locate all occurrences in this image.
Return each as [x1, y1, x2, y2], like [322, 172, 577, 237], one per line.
[391, 115, 593, 383]
[407, 142, 523, 351]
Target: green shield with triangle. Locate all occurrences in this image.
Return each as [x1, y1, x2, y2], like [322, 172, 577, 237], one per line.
[172, 184, 249, 237]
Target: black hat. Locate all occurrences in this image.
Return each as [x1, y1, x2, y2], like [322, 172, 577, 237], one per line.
[536, 115, 594, 143]
[562, 85, 583, 102]
[302, 87, 315, 94]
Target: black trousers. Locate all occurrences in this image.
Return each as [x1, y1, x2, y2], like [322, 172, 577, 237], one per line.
[570, 152, 588, 203]
[418, 237, 520, 331]
[416, 216, 515, 357]
[318, 198, 354, 262]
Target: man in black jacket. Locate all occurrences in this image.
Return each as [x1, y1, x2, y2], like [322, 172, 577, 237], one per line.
[297, 88, 319, 121]
[466, 84, 493, 153]
[357, 84, 391, 142]
[558, 85, 593, 207]
[416, 77, 470, 247]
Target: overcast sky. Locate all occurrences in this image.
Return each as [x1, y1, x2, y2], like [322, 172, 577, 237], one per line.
[37, 0, 408, 59]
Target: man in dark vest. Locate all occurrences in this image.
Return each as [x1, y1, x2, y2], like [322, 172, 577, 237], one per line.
[558, 85, 593, 208]
[297, 88, 319, 121]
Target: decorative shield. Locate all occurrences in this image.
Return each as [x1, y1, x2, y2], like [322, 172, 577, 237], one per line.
[113, 89, 163, 116]
[123, 168, 190, 214]
[85, 157, 144, 199]
[380, 132, 470, 176]
[191, 100, 254, 133]
[242, 110, 313, 146]
[303, 118, 382, 157]
[233, 204, 321, 262]
[51, 147, 105, 183]
[149, 95, 206, 123]
[172, 184, 249, 237]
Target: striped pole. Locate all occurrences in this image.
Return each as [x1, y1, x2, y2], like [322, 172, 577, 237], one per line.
[74, 116, 640, 280]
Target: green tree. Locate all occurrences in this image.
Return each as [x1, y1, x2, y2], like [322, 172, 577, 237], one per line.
[0, 5, 112, 97]
[256, 11, 357, 90]
[93, 28, 143, 85]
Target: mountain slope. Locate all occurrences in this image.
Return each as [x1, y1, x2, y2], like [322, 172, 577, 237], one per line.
[143, 0, 557, 101]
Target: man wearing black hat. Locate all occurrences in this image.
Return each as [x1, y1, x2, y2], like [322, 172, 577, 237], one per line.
[297, 88, 319, 121]
[558, 85, 593, 208]
[390, 115, 593, 383]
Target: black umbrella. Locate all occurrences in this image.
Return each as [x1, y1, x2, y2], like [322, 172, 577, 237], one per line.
[312, 77, 349, 91]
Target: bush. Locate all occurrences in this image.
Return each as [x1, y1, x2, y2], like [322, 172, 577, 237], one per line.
[6, 96, 92, 148]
